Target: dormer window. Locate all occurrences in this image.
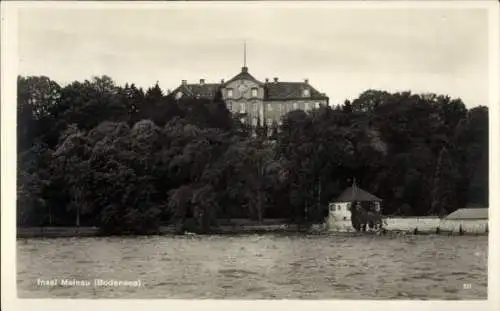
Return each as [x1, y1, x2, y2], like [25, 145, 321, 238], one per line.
[251, 88, 258, 97]
[303, 89, 310, 97]
[227, 89, 233, 98]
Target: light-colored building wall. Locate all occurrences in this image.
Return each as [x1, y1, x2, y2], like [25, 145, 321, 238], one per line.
[222, 79, 265, 124]
[220, 78, 328, 127]
[328, 202, 352, 221]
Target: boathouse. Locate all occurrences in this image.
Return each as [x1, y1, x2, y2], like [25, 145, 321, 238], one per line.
[328, 182, 383, 222]
[439, 206, 489, 234]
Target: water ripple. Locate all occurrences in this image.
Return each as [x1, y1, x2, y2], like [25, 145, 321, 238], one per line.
[17, 235, 488, 299]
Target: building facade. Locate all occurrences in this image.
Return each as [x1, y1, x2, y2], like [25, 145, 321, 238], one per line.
[170, 66, 329, 131]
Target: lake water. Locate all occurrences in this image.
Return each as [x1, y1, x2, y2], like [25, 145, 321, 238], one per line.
[17, 234, 488, 299]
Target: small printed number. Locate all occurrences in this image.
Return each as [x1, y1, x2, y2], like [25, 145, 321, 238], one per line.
[463, 283, 472, 289]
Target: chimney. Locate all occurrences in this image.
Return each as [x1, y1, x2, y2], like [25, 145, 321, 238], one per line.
[181, 80, 187, 85]
[265, 78, 269, 83]
[167, 89, 171, 95]
[221, 79, 225, 84]
[304, 79, 309, 84]
[274, 77, 278, 83]
[200, 79, 205, 85]
[242, 66, 248, 73]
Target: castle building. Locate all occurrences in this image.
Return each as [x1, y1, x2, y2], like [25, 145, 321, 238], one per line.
[169, 46, 329, 132]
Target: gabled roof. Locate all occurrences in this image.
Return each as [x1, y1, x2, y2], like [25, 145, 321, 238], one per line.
[223, 67, 264, 86]
[265, 82, 327, 101]
[334, 186, 382, 202]
[169, 67, 329, 101]
[445, 208, 488, 220]
[172, 83, 221, 99]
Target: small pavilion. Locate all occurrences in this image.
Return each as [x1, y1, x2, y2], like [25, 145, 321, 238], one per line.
[328, 181, 383, 221]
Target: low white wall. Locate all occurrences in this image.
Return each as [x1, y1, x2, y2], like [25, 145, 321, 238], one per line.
[385, 217, 440, 231]
[328, 216, 488, 233]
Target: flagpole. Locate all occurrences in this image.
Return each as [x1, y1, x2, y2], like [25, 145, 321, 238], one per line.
[244, 40, 247, 67]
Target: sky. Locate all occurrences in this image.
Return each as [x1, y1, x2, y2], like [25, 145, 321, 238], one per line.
[18, 5, 489, 108]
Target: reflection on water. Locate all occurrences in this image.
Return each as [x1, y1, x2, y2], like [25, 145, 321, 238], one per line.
[17, 234, 487, 299]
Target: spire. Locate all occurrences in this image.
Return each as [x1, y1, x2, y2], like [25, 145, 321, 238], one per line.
[242, 40, 248, 73]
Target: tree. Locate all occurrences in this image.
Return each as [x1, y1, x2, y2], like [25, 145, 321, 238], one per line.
[430, 147, 460, 216]
[17, 76, 62, 150]
[221, 139, 281, 222]
[52, 130, 93, 226]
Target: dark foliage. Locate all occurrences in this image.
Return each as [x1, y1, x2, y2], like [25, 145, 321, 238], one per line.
[17, 77, 489, 234]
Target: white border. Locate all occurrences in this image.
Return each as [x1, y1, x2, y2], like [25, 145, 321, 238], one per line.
[1, 1, 499, 311]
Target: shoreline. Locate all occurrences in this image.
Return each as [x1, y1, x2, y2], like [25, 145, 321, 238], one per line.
[16, 225, 488, 239]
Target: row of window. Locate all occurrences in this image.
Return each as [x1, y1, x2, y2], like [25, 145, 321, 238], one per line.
[226, 88, 258, 98]
[330, 204, 350, 212]
[230, 102, 321, 113]
[330, 203, 381, 212]
[226, 88, 311, 98]
[239, 117, 282, 126]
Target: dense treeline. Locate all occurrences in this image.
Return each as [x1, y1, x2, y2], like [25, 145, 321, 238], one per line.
[17, 75, 489, 234]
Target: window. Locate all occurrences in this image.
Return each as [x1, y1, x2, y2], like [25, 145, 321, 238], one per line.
[252, 117, 258, 126]
[293, 102, 298, 110]
[227, 102, 232, 111]
[268, 104, 273, 112]
[239, 104, 246, 114]
[304, 102, 310, 110]
[303, 89, 310, 97]
[227, 89, 233, 98]
[251, 88, 258, 97]
[267, 118, 273, 126]
[253, 103, 259, 112]
[315, 102, 320, 109]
